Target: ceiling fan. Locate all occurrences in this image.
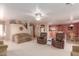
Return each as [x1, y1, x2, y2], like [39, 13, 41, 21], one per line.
[69, 15, 74, 27]
[33, 6, 45, 21]
[25, 6, 46, 21]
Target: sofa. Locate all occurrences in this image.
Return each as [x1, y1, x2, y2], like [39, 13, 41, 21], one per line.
[0, 41, 8, 56]
[12, 33, 32, 43]
[71, 46, 79, 56]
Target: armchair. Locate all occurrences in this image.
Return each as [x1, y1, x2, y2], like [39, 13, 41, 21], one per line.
[52, 32, 65, 49]
[37, 33, 47, 44]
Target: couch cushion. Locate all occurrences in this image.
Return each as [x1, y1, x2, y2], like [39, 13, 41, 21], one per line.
[13, 33, 32, 43]
[73, 46, 79, 52]
[15, 33, 31, 37]
[71, 51, 79, 56]
[0, 41, 3, 45]
[0, 45, 8, 52]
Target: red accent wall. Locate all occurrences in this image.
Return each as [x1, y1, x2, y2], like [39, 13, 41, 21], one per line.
[49, 22, 79, 37]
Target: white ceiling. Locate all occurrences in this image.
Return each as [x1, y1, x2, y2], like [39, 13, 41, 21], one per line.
[0, 3, 79, 24]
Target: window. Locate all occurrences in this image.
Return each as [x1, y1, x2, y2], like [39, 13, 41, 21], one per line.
[0, 24, 5, 37]
[0, 24, 3, 37]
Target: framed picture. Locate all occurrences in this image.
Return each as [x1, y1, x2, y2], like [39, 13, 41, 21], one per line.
[49, 26, 56, 31]
[19, 26, 23, 31]
[24, 23, 28, 29]
[10, 20, 16, 24]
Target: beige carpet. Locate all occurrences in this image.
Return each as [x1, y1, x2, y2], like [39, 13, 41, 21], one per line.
[4, 39, 79, 56]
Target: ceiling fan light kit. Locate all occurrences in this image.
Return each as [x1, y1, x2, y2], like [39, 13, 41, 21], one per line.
[34, 6, 45, 21]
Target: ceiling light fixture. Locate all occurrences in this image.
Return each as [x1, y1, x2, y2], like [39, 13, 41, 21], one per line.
[69, 16, 74, 27]
[34, 7, 45, 21]
[35, 13, 41, 21]
[65, 3, 75, 6]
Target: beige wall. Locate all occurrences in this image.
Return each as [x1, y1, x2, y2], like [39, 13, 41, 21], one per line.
[4, 20, 49, 41]
[4, 20, 33, 41]
[10, 24, 30, 40]
[5, 20, 10, 40]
